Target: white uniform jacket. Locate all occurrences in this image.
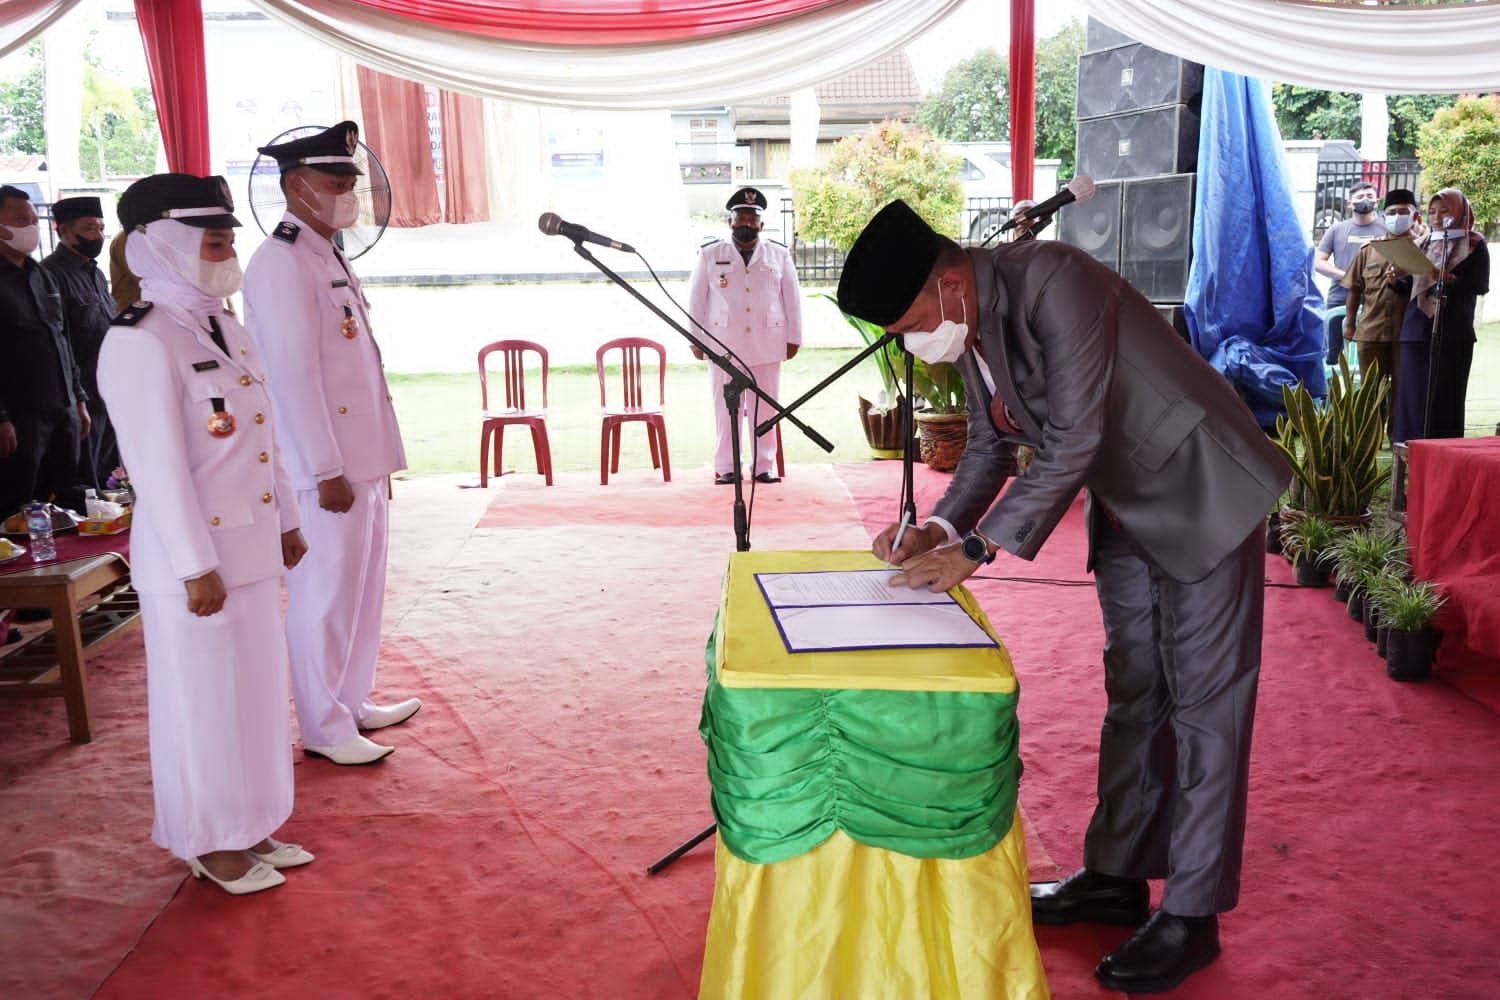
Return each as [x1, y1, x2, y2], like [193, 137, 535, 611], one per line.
[687, 238, 803, 367]
[97, 303, 300, 596]
[242, 214, 406, 490]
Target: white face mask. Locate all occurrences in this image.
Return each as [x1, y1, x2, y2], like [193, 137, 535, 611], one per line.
[1384, 213, 1413, 236]
[902, 288, 969, 366]
[197, 256, 242, 299]
[302, 180, 360, 231]
[1, 222, 41, 255]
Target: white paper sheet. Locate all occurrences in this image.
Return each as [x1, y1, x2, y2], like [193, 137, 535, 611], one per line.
[754, 571, 998, 653]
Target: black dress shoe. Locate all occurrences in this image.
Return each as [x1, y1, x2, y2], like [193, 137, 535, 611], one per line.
[1095, 911, 1220, 994]
[714, 472, 738, 485]
[1029, 868, 1150, 927]
[753, 472, 780, 484]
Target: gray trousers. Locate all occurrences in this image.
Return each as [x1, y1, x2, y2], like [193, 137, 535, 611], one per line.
[1083, 516, 1265, 915]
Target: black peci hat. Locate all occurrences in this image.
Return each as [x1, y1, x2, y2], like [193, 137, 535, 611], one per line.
[257, 121, 364, 176]
[836, 200, 945, 328]
[52, 196, 104, 223]
[1384, 188, 1418, 209]
[726, 187, 768, 214]
[117, 173, 241, 231]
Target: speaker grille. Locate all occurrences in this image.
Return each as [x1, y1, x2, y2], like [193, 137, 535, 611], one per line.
[1121, 174, 1196, 303]
[1076, 105, 1200, 181]
[1057, 180, 1123, 272]
[1076, 44, 1204, 121]
[1085, 18, 1136, 52]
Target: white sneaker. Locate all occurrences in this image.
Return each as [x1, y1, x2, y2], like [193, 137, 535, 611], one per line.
[303, 734, 394, 765]
[357, 697, 422, 731]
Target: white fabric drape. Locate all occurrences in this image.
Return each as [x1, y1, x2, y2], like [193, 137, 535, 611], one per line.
[248, 0, 965, 108]
[1078, 0, 1500, 94]
[0, 0, 84, 58]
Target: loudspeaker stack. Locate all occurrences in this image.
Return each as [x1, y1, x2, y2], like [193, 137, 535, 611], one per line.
[1058, 19, 1203, 339]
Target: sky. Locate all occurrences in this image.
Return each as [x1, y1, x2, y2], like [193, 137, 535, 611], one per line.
[905, 0, 1088, 91]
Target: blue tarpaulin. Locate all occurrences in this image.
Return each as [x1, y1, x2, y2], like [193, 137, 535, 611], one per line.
[1185, 68, 1328, 425]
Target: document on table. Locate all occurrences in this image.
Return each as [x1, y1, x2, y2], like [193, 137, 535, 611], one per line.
[754, 570, 998, 653]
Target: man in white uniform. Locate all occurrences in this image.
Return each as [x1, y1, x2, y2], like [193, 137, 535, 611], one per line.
[687, 187, 802, 484]
[242, 122, 417, 766]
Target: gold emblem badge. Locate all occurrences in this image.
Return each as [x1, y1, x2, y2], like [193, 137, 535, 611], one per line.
[718, 274, 728, 289]
[207, 411, 236, 437]
[341, 305, 358, 339]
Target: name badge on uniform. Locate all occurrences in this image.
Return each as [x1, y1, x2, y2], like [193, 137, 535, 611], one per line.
[206, 397, 235, 438]
[192, 360, 220, 372]
[332, 278, 349, 288]
[341, 304, 359, 339]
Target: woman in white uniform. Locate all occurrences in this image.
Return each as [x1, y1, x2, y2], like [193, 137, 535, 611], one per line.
[99, 173, 312, 895]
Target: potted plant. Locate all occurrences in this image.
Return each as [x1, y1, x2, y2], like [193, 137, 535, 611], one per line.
[820, 293, 911, 459]
[911, 358, 969, 472]
[1273, 356, 1389, 534]
[1283, 514, 1343, 587]
[1330, 527, 1408, 621]
[1372, 578, 1447, 682]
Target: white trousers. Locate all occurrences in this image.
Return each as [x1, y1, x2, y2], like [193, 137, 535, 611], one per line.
[710, 361, 781, 476]
[286, 477, 390, 747]
[143, 578, 293, 860]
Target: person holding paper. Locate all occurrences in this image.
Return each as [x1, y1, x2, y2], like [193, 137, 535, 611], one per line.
[835, 200, 1289, 995]
[1392, 187, 1490, 442]
[1341, 188, 1423, 443]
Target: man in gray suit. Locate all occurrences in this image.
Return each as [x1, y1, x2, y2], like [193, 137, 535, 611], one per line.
[837, 200, 1289, 994]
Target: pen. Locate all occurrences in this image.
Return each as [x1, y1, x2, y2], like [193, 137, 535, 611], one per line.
[887, 511, 912, 569]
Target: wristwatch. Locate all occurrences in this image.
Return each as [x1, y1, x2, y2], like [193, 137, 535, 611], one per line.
[960, 531, 997, 565]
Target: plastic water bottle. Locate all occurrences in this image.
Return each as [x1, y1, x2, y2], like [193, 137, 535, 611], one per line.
[25, 503, 56, 562]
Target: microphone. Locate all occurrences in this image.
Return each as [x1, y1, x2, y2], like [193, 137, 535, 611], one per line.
[537, 212, 636, 253]
[999, 175, 1097, 233]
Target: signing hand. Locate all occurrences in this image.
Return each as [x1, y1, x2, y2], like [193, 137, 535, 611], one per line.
[872, 520, 944, 564]
[184, 570, 227, 617]
[317, 475, 355, 513]
[890, 543, 978, 593]
[281, 528, 308, 569]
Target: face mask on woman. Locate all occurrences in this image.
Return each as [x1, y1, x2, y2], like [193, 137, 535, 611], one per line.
[196, 256, 243, 299]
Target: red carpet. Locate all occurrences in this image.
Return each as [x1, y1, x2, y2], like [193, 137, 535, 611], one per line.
[4, 464, 1499, 998]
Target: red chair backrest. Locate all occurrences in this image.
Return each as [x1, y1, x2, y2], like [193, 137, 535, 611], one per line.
[595, 337, 666, 409]
[478, 339, 549, 411]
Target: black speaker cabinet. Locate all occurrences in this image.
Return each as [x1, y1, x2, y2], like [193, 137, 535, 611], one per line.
[1085, 17, 1136, 52]
[1121, 173, 1195, 303]
[1076, 105, 1199, 181]
[1155, 304, 1191, 343]
[1058, 180, 1123, 272]
[1076, 44, 1204, 121]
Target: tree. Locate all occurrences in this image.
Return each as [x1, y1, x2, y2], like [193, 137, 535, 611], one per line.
[1388, 94, 1457, 159]
[0, 41, 46, 156]
[915, 48, 1009, 142]
[1271, 84, 1361, 142]
[1034, 20, 1085, 179]
[789, 120, 964, 250]
[1417, 94, 1500, 236]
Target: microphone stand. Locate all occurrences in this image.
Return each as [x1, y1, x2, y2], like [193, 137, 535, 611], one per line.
[1421, 235, 1452, 440]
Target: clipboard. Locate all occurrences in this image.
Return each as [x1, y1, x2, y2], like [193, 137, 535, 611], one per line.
[1369, 235, 1433, 275]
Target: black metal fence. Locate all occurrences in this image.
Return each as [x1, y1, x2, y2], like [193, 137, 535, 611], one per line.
[1312, 158, 1423, 241]
[779, 196, 1014, 284]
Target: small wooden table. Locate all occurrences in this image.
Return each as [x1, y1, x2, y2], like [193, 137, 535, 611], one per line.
[1, 544, 140, 744]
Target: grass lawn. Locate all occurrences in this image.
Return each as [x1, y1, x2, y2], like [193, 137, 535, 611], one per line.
[389, 325, 1500, 479]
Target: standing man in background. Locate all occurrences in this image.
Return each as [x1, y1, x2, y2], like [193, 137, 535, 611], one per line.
[687, 187, 801, 485]
[0, 185, 90, 519]
[243, 122, 418, 767]
[1315, 182, 1386, 366]
[43, 196, 119, 491]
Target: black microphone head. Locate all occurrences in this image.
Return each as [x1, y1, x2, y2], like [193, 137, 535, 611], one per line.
[538, 212, 562, 236]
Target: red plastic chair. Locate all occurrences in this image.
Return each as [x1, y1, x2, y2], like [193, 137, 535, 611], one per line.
[596, 337, 670, 485]
[478, 339, 552, 487]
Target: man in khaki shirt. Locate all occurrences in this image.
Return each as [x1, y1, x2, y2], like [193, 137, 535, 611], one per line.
[1342, 188, 1421, 441]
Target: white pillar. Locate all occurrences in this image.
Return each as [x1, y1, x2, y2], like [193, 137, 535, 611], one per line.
[41, 5, 87, 192]
[1359, 92, 1389, 163]
[789, 88, 820, 170]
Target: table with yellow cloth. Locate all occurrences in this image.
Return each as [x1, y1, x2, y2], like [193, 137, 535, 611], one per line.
[698, 551, 1048, 1000]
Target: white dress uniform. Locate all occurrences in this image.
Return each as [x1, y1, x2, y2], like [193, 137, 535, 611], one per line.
[242, 213, 406, 749]
[99, 300, 300, 861]
[687, 236, 803, 477]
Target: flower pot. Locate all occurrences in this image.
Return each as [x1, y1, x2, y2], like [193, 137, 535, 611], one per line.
[1334, 578, 1352, 602]
[1265, 511, 1283, 554]
[1363, 601, 1379, 643]
[1346, 591, 1364, 623]
[1386, 626, 1441, 682]
[858, 396, 910, 460]
[1376, 624, 1389, 658]
[1294, 559, 1331, 587]
[914, 411, 968, 473]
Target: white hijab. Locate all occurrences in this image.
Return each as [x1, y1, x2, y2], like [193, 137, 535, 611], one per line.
[124, 219, 227, 316]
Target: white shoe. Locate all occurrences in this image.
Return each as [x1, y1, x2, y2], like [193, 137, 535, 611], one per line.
[250, 837, 315, 869]
[188, 857, 285, 896]
[303, 734, 394, 765]
[357, 697, 422, 731]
